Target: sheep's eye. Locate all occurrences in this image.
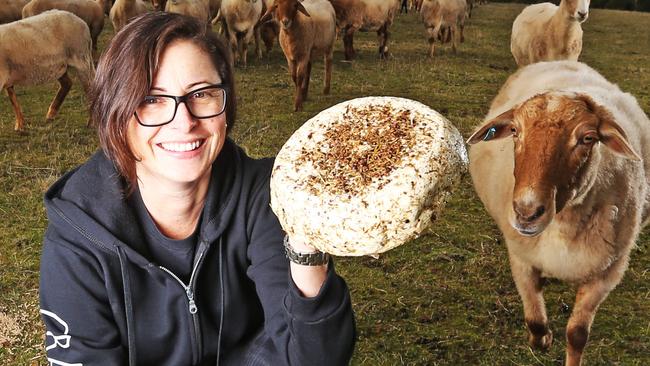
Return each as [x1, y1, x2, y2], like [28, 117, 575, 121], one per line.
[581, 134, 597, 145]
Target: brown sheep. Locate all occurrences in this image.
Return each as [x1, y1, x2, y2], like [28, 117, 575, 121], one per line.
[258, 0, 280, 54]
[261, 0, 336, 111]
[467, 61, 650, 366]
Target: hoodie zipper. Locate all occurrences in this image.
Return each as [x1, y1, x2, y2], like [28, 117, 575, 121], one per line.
[159, 245, 208, 362]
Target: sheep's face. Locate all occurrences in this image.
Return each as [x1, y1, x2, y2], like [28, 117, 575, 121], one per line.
[467, 92, 639, 237]
[567, 0, 590, 23]
[274, 0, 310, 30]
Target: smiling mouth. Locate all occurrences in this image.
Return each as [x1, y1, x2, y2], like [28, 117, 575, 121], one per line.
[158, 139, 204, 152]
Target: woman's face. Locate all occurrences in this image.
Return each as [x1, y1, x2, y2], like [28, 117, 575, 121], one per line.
[127, 40, 227, 190]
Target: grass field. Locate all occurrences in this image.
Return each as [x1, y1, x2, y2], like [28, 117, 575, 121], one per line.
[1, 4, 649, 365]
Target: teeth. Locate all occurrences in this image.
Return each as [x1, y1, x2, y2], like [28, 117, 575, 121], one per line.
[161, 140, 201, 152]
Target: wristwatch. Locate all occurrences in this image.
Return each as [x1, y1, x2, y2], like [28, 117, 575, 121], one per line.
[283, 235, 330, 266]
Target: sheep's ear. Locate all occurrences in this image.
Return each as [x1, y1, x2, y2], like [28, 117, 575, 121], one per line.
[296, 2, 310, 17]
[260, 4, 276, 23]
[578, 94, 641, 161]
[600, 120, 641, 161]
[466, 109, 515, 145]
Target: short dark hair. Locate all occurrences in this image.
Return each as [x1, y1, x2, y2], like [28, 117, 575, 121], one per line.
[91, 12, 236, 193]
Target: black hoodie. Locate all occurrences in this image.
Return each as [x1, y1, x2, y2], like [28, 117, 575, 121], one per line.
[40, 139, 356, 365]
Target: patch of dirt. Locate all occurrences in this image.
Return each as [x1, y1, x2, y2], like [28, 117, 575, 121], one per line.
[0, 311, 21, 347]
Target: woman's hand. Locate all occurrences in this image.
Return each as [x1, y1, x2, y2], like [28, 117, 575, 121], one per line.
[287, 238, 329, 298]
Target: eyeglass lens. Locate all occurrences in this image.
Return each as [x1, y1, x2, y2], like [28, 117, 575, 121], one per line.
[136, 87, 226, 126]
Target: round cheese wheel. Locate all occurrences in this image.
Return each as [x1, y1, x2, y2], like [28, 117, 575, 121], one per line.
[270, 97, 468, 256]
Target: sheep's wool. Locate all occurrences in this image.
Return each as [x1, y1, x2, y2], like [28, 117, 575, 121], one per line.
[270, 97, 468, 256]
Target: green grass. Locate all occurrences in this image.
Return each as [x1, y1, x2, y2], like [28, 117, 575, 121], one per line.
[1, 4, 649, 365]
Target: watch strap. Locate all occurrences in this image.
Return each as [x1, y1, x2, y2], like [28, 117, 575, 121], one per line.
[283, 235, 330, 266]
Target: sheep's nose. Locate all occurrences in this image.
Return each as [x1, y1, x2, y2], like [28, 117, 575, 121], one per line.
[282, 19, 290, 27]
[577, 11, 588, 20]
[514, 203, 546, 223]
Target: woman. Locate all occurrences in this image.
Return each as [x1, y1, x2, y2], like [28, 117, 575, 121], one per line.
[39, 12, 356, 365]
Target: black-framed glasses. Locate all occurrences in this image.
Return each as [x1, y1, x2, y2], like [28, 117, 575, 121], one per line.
[134, 84, 227, 127]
